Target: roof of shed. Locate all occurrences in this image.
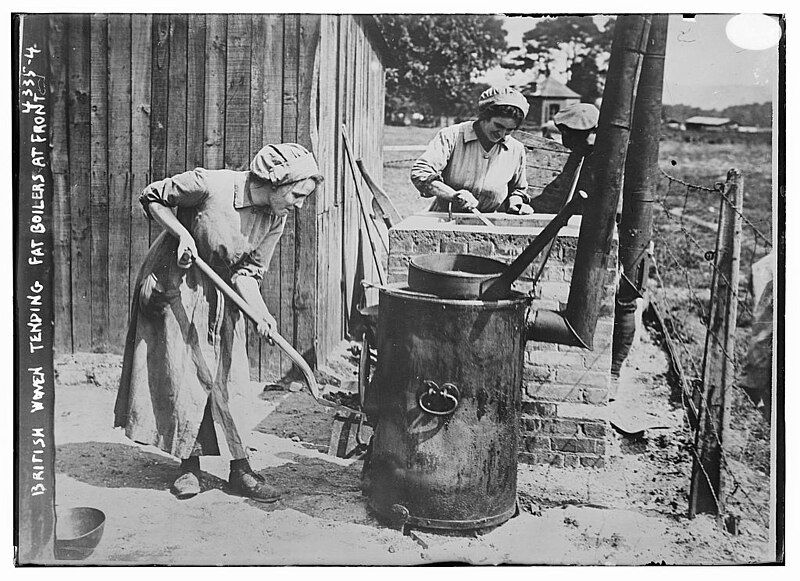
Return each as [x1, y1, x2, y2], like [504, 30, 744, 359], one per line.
[524, 77, 582, 99]
[684, 116, 733, 126]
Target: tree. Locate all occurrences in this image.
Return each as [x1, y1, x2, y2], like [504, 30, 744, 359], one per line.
[504, 16, 615, 103]
[375, 15, 507, 120]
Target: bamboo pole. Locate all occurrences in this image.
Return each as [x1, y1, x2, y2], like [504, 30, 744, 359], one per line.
[689, 169, 743, 520]
[612, 13, 669, 374]
[528, 14, 652, 348]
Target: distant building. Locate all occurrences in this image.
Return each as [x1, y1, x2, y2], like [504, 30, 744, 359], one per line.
[664, 118, 685, 131]
[737, 125, 771, 134]
[684, 116, 738, 132]
[522, 77, 582, 129]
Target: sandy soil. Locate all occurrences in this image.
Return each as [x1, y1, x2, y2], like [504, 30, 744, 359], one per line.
[50, 331, 774, 566]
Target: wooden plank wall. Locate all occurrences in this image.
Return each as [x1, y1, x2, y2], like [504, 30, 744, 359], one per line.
[47, 13, 385, 380]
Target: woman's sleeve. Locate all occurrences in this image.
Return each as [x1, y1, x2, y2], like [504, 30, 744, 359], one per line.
[230, 215, 287, 285]
[509, 145, 530, 203]
[410, 127, 457, 197]
[138, 168, 211, 219]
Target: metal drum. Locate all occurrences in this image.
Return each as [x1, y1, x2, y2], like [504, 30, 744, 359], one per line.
[362, 284, 529, 531]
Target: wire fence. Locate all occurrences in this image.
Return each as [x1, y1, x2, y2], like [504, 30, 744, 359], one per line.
[649, 168, 773, 531]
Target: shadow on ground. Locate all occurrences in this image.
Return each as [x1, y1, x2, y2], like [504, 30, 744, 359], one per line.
[250, 454, 378, 526]
[56, 440, 378, 527]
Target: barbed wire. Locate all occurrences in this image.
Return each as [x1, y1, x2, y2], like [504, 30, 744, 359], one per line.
[656, 181, 756, 321]
[650, 251, 770, 529]
[653, 186, 767, 407]
[659, 168, 773, 249]
[650, 172, 772, 528]
[659, 168, 721, 193]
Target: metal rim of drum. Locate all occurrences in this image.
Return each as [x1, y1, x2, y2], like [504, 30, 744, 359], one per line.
[391, 502, 518, 531]
[407, 253, 507, 299]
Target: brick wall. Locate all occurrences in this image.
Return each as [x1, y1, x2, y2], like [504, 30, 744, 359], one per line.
[387, 212, 618, 467]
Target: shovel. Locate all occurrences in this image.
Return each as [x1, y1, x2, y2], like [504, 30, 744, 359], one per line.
[184, 252, 359, 415]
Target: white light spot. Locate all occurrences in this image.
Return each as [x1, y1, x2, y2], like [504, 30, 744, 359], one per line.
[726, 14, 782, 51]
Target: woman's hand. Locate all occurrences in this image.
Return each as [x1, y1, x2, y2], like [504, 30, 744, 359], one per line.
[506, 195, 534, 215]
[454, 189, 479, 210]
[234, 275, 277, 345]
[256, 310, 278, 344]
[177, 234, 198, 269]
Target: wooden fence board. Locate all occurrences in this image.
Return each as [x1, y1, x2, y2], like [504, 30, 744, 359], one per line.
[149, 13, 170, 244]
[130, 14, 152, 299]
[186, 15, 206, 169]
[249, 15, 266, 169]
[107, 14, 132, 350]
[204, 14, 226, 169]
[224, 14, 251, 170]
[90, 14, 110, 350]
[279, 15, 299, 376]
[294, 14, 319, 364]
[48, 16, 72, 353]
[66, 14, 92, 351]
[323, 15, 341, 357]
[247, 14, 267, 379]
[166, 14, 187, 176]
[222, 14, 254, 373]
[259, 14, 285, 379]
[341, 17, 358, 332]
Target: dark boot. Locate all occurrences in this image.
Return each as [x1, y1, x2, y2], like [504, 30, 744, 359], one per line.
[171, 457, 201, 499]
[228, 459, 281, 503]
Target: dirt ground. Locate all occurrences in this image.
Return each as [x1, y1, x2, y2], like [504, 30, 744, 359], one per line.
[50, 327, 775, 566]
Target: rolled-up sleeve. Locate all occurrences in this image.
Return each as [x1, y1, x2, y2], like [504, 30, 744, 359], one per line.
[139, 168, 211, 219]
[509, 145, 530, 203]
[410, 128, 457, 197]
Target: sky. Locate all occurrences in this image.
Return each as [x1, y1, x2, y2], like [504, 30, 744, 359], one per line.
[495, 13, 780, 109]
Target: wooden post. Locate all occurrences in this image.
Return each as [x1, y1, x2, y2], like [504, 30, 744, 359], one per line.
[689, 169, 744, 519]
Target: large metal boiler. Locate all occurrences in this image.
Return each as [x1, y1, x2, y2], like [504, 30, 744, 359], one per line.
[362, 283, 528, 531]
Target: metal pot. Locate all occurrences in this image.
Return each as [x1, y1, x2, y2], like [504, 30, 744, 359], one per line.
[407, 253, 507, 299]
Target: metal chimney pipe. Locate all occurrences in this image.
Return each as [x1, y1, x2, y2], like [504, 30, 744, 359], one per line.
[528, 14, 652, 349]
[611, 14, 669, 375]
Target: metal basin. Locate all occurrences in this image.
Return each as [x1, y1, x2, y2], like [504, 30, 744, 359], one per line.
[55, 507, 106, 560]
[408, 253, 508, 299]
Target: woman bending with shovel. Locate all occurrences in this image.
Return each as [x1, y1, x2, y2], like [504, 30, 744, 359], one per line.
[114, 144, 322, 502]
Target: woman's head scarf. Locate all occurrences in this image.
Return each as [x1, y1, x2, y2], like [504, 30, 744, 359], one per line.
[477, 87, 530, 118]
[250, 143, 320, 185]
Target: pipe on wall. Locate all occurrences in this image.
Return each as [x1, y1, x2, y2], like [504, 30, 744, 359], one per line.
[611, 14, 669, 375]
[528, 14, 652, 349]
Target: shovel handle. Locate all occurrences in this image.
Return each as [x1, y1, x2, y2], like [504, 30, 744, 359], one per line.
[185, 254, 341, 410]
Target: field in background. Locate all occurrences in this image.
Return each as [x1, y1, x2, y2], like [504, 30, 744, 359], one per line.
[381, 125, 440, 217]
